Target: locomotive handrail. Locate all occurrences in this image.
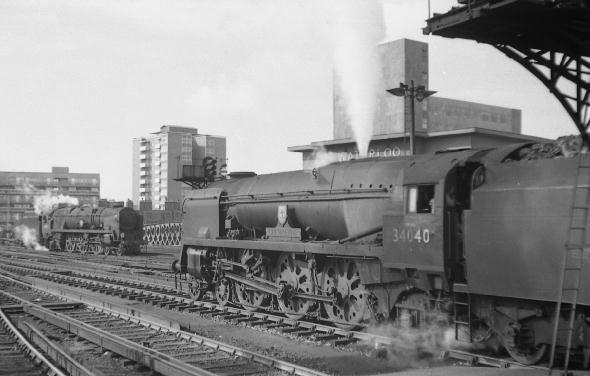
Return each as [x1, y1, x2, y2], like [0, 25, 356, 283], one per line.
[223, 194, 392, 205]
[224, 189, 391, 205]
[50, 229, 112, 234]
[229, 187, 389, 200]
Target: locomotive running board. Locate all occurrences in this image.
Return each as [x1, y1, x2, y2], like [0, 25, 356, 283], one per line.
[441, 349, 548, 370]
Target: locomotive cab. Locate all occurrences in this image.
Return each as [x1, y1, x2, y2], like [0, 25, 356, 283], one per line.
[382, 149, 484, 295]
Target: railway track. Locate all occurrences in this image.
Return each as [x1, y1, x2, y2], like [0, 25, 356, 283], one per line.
[0, 245, 175, 272]
[0, 258, 387, 347]
[0, 246, 558, 373]
[0, 274, 329, 376]
[0, 252, 177, 289]
[0, 307, 66, 376]
[0, 279, 91, 376]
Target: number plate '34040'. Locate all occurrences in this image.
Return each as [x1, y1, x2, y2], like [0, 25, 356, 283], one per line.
[391, 227, 431, 243]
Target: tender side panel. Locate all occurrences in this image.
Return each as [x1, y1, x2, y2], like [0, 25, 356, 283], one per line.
[464, 156, 590, 303]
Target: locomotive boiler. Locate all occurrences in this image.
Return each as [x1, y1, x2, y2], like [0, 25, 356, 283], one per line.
[40, 205, 144, 255]
[174, 142, 590, 365]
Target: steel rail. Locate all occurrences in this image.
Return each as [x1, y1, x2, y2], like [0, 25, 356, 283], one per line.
[17, 320, 97, 376]
[0, 305, 69, 376]
[0, 259, 396, 346]
[0, 273, 331, 376]
[22, 303, 220, 376]
[0, 246, 175, 276]
[0, 245, 176, 271]
[441, 349, 548, 371]
[0, 256, 178, 290]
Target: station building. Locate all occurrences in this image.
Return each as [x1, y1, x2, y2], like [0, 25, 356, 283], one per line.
[132, 125, 226, 210]
[0, 167, 100, 229]
[289, 38, 548, 169]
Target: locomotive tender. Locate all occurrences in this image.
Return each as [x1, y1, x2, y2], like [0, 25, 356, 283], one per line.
[37, 205, 144, 255]
[174, 142, 590, 364]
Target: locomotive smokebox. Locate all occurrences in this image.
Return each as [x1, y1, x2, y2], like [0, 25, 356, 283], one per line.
[118, 207, 139, 231]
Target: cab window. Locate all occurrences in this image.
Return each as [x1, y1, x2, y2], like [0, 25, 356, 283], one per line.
[407, 185, 435, 214]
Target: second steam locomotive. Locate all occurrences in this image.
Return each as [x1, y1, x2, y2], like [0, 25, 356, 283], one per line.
[173, 142, 590, 365]
[34, 205, 144, 255]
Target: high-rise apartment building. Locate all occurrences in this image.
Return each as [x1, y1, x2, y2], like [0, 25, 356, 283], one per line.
[132, 126, 226, 209]
[0, 167, 100, 229]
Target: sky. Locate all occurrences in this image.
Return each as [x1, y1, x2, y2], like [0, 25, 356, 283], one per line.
[0, 0, 574, 200]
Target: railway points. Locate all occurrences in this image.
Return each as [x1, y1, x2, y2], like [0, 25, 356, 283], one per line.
[0, 272, 331, 376]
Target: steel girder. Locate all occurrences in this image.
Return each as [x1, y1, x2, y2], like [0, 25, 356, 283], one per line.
[495, 45, 590, 145]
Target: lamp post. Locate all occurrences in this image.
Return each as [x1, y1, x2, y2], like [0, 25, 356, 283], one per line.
[387, 80, 437, 155]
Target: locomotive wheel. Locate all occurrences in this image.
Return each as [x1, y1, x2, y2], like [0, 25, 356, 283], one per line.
[276, 253, 315, 320]
[93, 244, 105, 255]
[504, 343, 547, 365]
[114, 245, 125, 256]
[501, 323, 547, 365]
[65, 239, 75, 253]
[87, 243, 97, 255]
[234, 249, 272, 311]
[188, 276, 206, 301]
[215, 277, 232, 306]
[319, 259, 368, 330]
[49, 239, 61, 252]
[234, 282, 270, 311]
[75, 240, 85, 253]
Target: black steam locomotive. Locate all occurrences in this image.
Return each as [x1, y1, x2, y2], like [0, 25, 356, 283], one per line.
[36, 205, 144, 255]
[173, 142, 590, 365]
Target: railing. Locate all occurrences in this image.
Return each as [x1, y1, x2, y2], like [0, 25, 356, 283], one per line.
[143, 222, 182, 246]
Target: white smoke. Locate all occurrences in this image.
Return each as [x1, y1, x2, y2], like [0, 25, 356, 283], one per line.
[34, 193, 79, 215]
[328, 0, 385, 158]
[19, 183, 79, 215]
[363, 322, 461, 369]
[13, 225, 47, 251]
[309, 147, 341, 169]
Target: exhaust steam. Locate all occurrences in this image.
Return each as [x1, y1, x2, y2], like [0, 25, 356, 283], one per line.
[13, 225, 47, 251]
[329, 0, 385, 158]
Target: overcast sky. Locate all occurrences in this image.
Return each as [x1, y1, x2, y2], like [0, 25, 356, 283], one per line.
[0, 0, 573, 200]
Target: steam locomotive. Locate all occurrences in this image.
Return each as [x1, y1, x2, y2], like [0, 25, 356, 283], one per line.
[35, 205, 144, 255]
[173, 141, 590, 365]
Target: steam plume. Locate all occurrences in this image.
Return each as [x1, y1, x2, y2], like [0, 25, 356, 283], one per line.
[20, 183, 79, 215]
[34, 193, 79, 215]
[309, 146, 341, 169]
[329, 0, 385, 158]
[364, 322, 460, 369]
[13, 225, 47, 251]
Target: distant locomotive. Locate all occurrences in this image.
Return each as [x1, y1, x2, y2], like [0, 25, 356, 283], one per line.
[173, 141, 590, 365]
[36, 205, 144, 255]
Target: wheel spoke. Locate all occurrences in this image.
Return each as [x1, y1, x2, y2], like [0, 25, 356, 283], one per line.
[319, 259, 368, 329]
[276, 253, 315, 320]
